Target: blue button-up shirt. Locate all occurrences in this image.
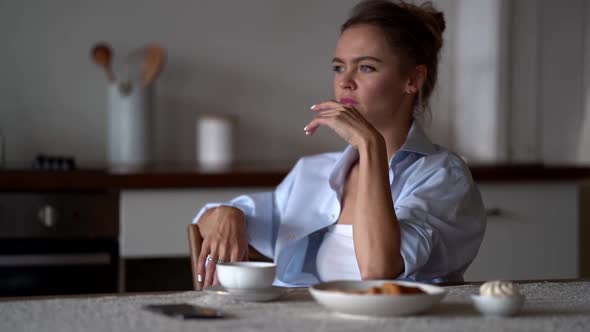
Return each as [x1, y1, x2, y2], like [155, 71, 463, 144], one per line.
[194, 122, 486, 286]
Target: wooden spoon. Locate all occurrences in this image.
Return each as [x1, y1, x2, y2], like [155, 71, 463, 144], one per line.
[91, 43, 115, 82]
[141, 43, 166, 86]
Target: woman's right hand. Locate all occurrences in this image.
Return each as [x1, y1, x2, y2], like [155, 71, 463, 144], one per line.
[196, 206, 249, 288]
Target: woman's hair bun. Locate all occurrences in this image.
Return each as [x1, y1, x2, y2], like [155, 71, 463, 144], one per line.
[412, 2, 445, 50]
[432, 11, 446, 34]
[415, 2, 446, 35]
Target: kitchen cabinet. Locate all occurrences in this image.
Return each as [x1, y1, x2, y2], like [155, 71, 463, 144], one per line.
[465, 182, 581, 281]
[120, 188, 271, 258]
[3, 165, 588, 289]
[0, 191, 120, 296]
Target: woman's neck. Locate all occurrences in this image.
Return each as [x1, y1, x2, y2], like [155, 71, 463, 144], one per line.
[376, 114, 412, 162]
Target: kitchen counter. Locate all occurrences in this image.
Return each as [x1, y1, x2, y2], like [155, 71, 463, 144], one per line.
[2, 163, 590, 191]
[1, 280, 589, 332]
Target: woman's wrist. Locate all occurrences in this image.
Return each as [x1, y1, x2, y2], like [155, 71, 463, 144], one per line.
[198, 206, 245, 238]
[356, 129, 387, 158]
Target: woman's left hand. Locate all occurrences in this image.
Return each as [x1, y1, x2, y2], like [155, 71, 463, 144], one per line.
[304, 100, 380, 147]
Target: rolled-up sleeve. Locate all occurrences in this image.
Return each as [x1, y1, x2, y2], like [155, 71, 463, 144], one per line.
[395, 163, 486, 280]
[396, 207, 436, 277]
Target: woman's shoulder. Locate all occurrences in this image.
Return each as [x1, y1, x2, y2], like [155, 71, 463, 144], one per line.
[413, 145, 473, 181]
[431, 145, 469, 168]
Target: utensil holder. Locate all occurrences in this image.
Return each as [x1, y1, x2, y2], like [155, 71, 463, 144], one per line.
[107, 82, 155, 166]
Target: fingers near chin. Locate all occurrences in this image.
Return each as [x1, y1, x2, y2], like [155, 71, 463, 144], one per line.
[318, 110, 341, 118]
[312, 100, 341, 109]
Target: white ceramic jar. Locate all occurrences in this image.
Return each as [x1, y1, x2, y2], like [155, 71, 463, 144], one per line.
[107, 82, 155, 166]
[196, 113, 235, 170]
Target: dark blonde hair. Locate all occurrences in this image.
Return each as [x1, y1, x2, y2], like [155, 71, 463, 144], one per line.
[341, 0, 446, 116]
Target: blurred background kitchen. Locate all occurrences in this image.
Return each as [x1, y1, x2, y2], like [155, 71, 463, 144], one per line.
[0, 0, 589, 296]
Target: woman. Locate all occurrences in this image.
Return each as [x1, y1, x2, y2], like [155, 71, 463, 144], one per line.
[193, 0, 486, 288]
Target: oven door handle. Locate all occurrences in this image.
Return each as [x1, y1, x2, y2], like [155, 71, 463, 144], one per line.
[0, 253, 112, 266]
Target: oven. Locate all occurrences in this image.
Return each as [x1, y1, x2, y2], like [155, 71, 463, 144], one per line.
[0, 191, 119, 297]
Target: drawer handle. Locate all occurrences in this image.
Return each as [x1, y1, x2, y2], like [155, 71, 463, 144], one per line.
[485, 207, 503, 217]
[38, 205, 58, 228]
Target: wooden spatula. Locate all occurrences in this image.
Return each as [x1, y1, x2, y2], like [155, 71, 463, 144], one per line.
[91, 42, 115, 82]
[141, 43, 166, 86]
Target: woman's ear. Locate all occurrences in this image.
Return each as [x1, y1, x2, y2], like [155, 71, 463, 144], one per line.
[404, 65, 428, 94]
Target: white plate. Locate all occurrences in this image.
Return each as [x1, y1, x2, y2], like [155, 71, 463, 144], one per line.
[204, 286, 285, 302]
[309, 280, 447, 317]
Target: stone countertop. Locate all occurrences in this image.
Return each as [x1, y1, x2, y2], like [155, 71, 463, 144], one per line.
[0, 280, 589, 332]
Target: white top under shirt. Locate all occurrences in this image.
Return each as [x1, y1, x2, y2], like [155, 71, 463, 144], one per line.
[316, 224, 361, 282]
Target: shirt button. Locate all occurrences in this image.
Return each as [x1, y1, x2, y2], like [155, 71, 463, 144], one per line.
[329, 213, 337, 220]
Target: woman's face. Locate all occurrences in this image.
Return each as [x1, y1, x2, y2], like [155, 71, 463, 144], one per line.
[333, 24, 412, 127]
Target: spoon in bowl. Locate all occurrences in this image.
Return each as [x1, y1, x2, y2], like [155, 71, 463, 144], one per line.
[91, 42, 115, 82]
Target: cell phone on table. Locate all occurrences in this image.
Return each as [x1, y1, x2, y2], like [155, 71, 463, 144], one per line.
[144, 303, 224, 319]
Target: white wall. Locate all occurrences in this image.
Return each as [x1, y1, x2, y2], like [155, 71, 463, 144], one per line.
[577, 0, 590, 163]
[0, 0, 358, 167]
[444, 0, 588, 164]
[507, 0, 540, 162]
[1, 0, 588, 167]
[537, 0, 586, 164]
[450, 0, 508, 162]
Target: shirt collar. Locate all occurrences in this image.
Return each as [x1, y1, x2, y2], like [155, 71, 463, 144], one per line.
[328, 121, 436, 195]
[393, 120, 438, 159]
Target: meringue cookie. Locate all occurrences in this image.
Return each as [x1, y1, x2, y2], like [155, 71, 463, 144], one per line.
[480, 280, 521, 297]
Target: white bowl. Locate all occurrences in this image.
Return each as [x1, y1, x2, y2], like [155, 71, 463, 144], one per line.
[309, 280, 447, 317]
[471, 295, 525, 316]
[216, 262, 276, 290]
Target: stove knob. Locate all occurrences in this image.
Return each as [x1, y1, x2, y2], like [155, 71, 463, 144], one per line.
[38, 205, 58, 228]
